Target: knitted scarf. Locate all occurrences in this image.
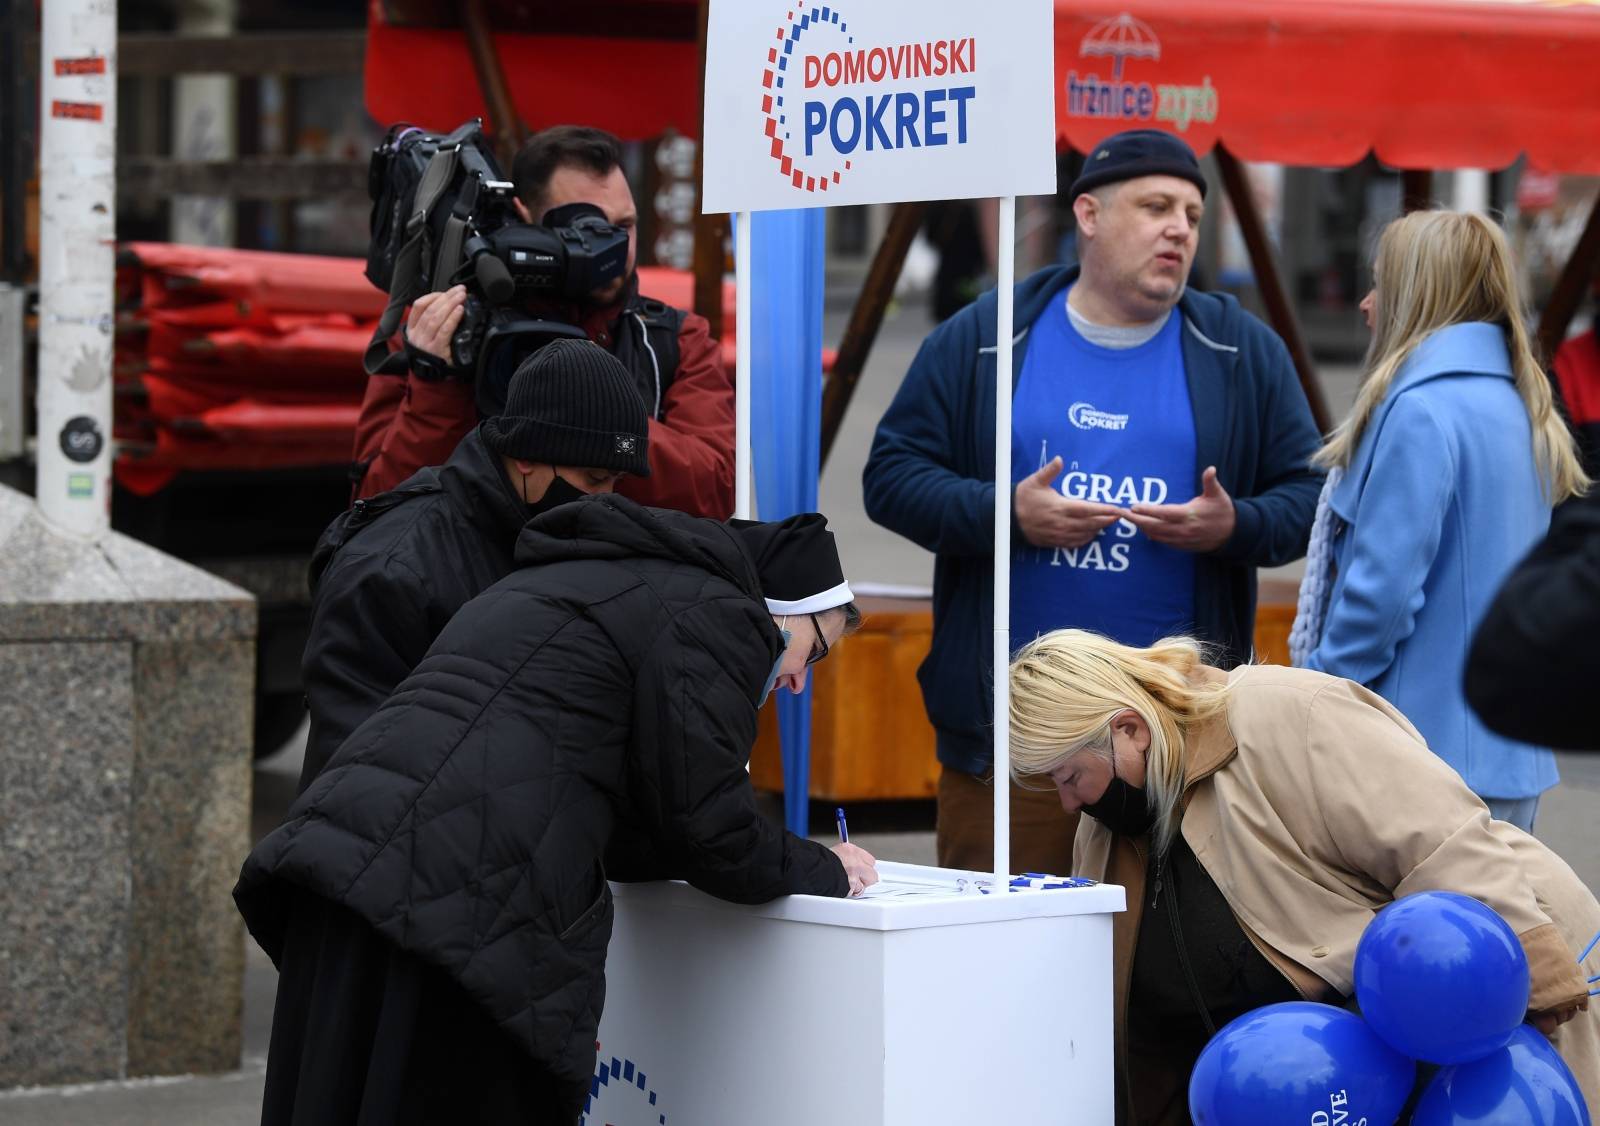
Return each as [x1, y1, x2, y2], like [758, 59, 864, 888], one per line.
[1288, 465, 1345, 667]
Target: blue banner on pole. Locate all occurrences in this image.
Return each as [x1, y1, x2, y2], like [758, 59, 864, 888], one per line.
[743, 208, 826, 837]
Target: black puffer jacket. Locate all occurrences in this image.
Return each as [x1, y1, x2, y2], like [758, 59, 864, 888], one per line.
[1466, 487, 1600, 749]
[298, 423, 527, 790]
[237, 493, 848, 1082]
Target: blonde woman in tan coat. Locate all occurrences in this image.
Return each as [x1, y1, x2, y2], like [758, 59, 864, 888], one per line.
[1009, 629, 1600, 1125]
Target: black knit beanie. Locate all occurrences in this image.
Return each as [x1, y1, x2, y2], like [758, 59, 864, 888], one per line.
[1068, 128, 1207, 201]
[730, 513, 853, 615]
[480, 338, 651, 476]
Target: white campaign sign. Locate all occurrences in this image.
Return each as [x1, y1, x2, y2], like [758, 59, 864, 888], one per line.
[701, 0, 1056, 213]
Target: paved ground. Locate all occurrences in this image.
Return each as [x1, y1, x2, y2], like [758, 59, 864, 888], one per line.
[5, 298, 1593, 1123]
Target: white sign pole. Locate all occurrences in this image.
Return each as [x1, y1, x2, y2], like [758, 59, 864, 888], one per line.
[735, 210, 753, 519]
[37, 0, 117, 537]
[992, 195, 1015, 892]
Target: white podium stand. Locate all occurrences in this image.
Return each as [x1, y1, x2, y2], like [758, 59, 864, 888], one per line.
[587, 861, 1125, 1125]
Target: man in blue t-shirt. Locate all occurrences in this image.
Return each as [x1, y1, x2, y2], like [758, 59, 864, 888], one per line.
[864, 130, 1323, 874]
[1009, 275, 1199, 651]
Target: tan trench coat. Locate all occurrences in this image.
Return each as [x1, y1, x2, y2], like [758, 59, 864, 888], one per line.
[1074, 664, 1599, 1124]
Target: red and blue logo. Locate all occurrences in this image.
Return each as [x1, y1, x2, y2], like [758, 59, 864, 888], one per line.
[762, 2, 978, 193]
[582, 1051, 667, 1125]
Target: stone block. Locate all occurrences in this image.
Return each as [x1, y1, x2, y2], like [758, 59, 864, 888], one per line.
[0, 485, 256, 1087]
[126, 638, 254, 1077]
[0, 642, 135, 1087]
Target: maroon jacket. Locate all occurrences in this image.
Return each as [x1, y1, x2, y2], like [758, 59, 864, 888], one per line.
[1553, 327, 1600, 481]
[352, 287, 734, 518]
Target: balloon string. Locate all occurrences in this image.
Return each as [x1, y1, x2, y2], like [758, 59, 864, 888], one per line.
[1589, 973, 1600, 984]
[1579, 930, 1600, 966]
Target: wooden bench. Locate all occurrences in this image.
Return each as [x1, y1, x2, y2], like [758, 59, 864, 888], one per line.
[750, 583, 1301, 801]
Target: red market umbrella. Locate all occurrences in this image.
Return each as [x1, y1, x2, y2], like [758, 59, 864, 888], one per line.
[1054, 0, 1600, 173]
[364, 0, 703, 139]
[365, 0, 1600, 172]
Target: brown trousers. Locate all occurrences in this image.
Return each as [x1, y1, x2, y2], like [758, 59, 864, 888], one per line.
[936, 767, 1080, 876]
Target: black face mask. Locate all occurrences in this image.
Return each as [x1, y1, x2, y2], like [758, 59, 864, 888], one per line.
[523, 472, 587, 517]
[1079, 755, 1157, 838]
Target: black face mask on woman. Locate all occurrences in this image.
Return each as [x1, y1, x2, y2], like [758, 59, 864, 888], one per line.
[1079, 752, 1157, 838]
[521, 470, 588, 517]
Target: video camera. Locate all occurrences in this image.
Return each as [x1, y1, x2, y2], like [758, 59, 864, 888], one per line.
[363, 119, 631, 410]
[450, 196, 629, 388]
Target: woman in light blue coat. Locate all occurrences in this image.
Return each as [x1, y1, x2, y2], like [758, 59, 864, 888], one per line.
[1292, 210, 1588, 830]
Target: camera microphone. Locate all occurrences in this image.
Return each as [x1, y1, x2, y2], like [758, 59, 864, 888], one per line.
[474, 252, 515, 304]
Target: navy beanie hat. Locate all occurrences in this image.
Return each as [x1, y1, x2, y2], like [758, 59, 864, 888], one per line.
[1069, 129, 1207, 201]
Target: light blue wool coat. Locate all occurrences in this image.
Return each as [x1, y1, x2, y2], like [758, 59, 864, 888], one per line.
[1305, 321, 1556, 799]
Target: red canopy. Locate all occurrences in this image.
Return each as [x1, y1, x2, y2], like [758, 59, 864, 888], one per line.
[364, 0, 701, 139]
[1059, 0, 1600, 173]
[366, 0, 1600, 173]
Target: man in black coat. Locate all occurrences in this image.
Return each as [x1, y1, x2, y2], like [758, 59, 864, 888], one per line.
[298, 337, 652, 790]
[1466, 486, 1599, 750]
[237, 494, 877, 1125]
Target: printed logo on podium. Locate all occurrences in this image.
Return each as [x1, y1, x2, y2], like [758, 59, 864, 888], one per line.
[581, 1049, 668, 1126]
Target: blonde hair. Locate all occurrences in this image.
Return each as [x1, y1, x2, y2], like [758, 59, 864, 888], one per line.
[1314, 210, 1588, 503]
[1008, 630, 1232, 855]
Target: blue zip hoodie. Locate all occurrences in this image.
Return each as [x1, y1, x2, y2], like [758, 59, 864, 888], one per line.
[863, 265, 1324, 775]
[1304, 321, 1557, 800]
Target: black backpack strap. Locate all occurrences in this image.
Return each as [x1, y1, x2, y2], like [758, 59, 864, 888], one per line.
[363, 146, 464, 377]
[308, 474, 445, 594]
[432, 171, 482, 296]
[628, 298, 686, 419]
[433, 215, 470, 294]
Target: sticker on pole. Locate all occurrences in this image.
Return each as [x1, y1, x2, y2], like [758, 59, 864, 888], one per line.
[701, 0, 1056, 213]
[59, 416, 104, 463]
[50, 100, 104, 122]
[53, 57, 108, 77]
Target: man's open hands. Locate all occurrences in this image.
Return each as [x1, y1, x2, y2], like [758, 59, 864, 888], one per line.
[1123, 466, 1236, 554]
[1014, 456, 1124, 549]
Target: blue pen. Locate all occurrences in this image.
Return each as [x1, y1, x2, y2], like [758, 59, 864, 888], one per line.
[835, 806, 849, 844]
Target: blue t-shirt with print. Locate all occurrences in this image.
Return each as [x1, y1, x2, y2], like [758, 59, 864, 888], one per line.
[1010, 291, 1198, 649]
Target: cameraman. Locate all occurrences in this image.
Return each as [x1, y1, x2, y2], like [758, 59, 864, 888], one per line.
[352, 125, 734, 518]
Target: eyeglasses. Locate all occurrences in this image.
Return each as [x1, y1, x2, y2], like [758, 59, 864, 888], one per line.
[805, 612, 830, 666]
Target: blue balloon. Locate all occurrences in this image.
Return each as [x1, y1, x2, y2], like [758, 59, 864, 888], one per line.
[1413, 1024, 1591, 1126]
[1355, 890, 1530, 1064]
[1189, 1001, 1415, 1126]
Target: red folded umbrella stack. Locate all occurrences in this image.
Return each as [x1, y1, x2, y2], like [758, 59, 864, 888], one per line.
[114, 242, 385, 495]
[112, 247, 780, 497]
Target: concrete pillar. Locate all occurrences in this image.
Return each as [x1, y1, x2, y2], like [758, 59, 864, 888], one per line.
[171, 0, 237, 246]
[1454, 168, 1491, 215]
[0, 484, 257, 1085]
[0, 284, 23, 460]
